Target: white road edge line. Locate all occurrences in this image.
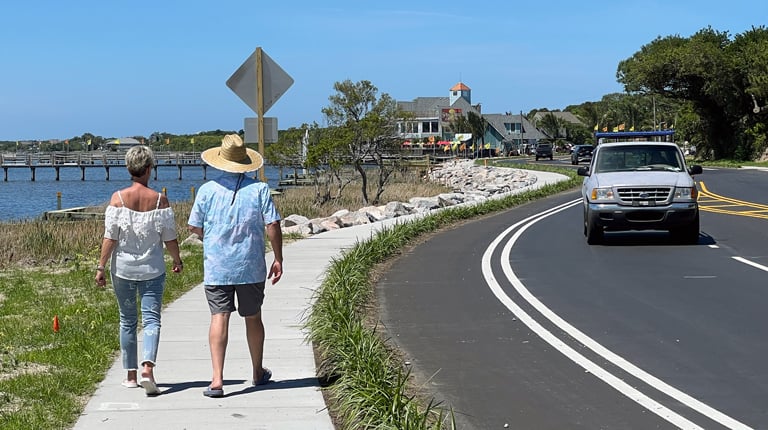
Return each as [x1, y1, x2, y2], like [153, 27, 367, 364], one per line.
[732, 256, 768, 273]
[481, 199, 751, 430]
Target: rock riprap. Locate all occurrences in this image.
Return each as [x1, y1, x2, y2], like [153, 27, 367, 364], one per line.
[278, 160, 536, 237]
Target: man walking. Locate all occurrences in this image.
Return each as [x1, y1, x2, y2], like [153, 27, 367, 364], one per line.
[188, 134, 283, 398]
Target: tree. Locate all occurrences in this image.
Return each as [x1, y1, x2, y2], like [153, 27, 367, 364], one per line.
[563, 122, 592, 145]
[617, 26, 768, 160]
[81, 132, 99, 151]
[266, 123, 352, 205]
[730, 26, 768, 159]
[445, 113, 471, 156]
[266, 126, 307, 169]
[447, 113, 470, 135]
[321, 79, 402, 205]
[312, 125, 356, 204]
[537, 112, 564, 144]
[467, 111, 488, 152]
[570, 102, 601, 132]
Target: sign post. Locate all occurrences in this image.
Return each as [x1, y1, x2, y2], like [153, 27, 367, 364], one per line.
[227, 47, 294, 182]
[256, 49, 265, 182]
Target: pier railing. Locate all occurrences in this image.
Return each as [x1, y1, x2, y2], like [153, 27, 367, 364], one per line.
[0, 151, 204, 181]
[0, 151, 201, 166]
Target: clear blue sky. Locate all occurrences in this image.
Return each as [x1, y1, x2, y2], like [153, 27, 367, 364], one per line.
[1, 0, 764, 141]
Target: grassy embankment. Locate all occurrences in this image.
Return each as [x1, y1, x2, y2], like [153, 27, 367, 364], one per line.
[304, 161, 582, 429]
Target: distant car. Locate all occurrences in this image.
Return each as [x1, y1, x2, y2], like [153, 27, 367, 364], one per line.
[577, 141, 703, 244]
[535, 143, 553, 161]
[571, 144, 594, 165]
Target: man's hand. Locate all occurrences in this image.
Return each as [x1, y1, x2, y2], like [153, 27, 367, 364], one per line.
[268, 260, 283, 284]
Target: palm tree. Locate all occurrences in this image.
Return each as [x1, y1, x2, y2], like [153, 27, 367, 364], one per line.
[538, 112, 564, 145]
[573, 102, 601, 131]
[467, 111, 488, 152]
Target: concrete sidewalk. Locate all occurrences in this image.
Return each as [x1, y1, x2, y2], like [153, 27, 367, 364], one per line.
[72, 169, 568, 430]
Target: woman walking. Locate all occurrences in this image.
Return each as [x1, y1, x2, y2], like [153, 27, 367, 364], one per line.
[95, 145, 183, 396]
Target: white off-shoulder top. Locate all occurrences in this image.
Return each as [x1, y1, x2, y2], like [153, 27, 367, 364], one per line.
[103, 191, 177, 281]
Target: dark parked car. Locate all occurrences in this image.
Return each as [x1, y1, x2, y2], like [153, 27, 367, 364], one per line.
[535, 143, 553, 161]
[571, 144, 594, 165]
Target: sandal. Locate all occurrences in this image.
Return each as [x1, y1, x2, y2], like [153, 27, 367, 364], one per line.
[139, 377, 161, 396]
[252, 368, 272, 386]
[203, 386, 224, 398]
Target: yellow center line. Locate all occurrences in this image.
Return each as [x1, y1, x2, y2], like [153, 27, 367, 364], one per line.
[697, 181, 768, 219]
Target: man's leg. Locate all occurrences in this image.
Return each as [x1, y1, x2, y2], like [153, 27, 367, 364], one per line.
[209, 312, 231, 390]
[244, 312, 266, 382]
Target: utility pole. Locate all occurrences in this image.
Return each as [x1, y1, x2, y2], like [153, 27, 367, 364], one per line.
[520, 110, 525, 154]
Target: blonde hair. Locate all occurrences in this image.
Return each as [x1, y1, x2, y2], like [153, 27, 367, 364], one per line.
[125, 145, 155, 177]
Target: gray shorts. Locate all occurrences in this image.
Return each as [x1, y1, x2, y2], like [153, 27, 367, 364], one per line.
[204, 283, 265, 317]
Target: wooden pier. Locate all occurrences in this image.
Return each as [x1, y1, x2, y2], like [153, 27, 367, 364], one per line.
[43, 206, 105, 221]
[0, 151, 207, 181]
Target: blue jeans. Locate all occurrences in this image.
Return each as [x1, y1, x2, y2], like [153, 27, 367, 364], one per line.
[112, 273, 165, 370]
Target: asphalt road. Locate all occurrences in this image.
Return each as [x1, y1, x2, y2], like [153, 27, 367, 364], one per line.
[377, 166, 768, 429]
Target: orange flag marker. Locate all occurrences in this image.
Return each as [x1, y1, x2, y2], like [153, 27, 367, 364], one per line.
[53, 315, 60, 333]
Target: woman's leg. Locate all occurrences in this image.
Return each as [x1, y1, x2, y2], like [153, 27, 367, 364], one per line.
[139, 273, 165, 377]
[111, 276, 139, 377]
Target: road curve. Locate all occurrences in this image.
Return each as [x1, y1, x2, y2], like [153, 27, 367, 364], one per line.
[377, 167, 768, 430]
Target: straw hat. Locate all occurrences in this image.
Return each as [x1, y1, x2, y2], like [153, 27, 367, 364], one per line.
[201, 134, 263, 173]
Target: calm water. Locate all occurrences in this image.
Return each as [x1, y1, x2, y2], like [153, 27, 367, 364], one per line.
[0, 165, 284, 222]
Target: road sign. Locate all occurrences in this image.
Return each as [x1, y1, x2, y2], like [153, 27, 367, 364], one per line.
[244, 117, 278, 144]
[226, 48, 294, 114]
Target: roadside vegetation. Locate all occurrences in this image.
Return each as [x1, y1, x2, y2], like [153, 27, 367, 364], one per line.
[304, 162, 581, 429]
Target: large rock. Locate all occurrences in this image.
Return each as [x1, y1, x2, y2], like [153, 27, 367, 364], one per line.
[384, 201, 411, 218]
[282, 214, 310, 227]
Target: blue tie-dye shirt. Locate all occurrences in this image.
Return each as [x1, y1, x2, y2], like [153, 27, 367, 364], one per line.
[187, 172, 281, 286]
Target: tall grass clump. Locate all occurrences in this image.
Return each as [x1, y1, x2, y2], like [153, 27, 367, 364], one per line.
[0, 219, 104, 268]
[306, 163, 580, 429]
[0, 199, 195, 270]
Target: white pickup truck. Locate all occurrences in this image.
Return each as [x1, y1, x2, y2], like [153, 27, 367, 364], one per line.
[577, 141, 703, 244]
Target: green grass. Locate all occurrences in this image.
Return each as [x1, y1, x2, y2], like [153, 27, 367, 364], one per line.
[693, 159, 768, 168]
[0, 197, 204, 429]
[0, 249, 204, 429]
